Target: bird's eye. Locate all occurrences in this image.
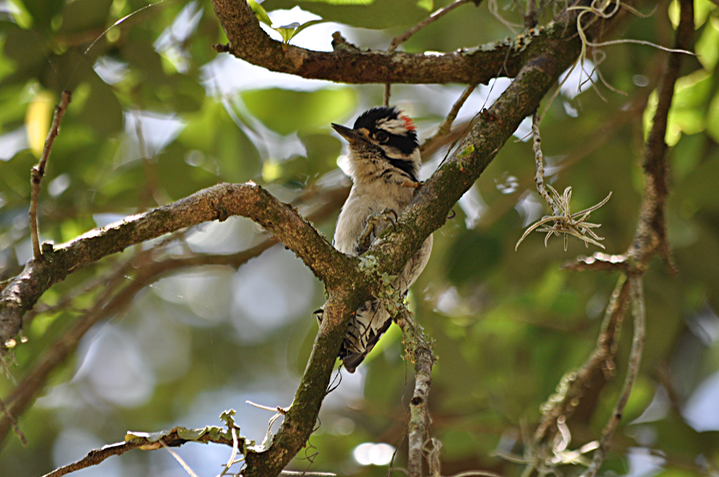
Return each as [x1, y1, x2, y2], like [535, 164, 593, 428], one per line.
[375, 131, 389, 143]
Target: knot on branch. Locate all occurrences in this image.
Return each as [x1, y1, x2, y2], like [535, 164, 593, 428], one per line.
[331, 32, 362, 52]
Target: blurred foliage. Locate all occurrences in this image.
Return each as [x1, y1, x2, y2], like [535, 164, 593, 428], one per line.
[1, 1, 719, 477]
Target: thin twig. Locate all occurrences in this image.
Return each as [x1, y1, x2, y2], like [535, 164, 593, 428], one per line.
[0, 184, 350, 446]
[579, 275, 645, 477]
[534, 276, 630, 443]
[586, 38, 694, 55]
[488, 0, 522, 34]
[421, 85, 477, 154]
[280, 470, 337, 477]
[388, 0, 477, 52]
[384, 0, 478, 108]
[41, 441, 144, 477]
[280, 472, 337, 476]
[29, 90, 71, 259]
[219, 426, 240, 476]
[525, 0, 538, 29]
[395, 308, 436, 477]
[246, 401, 287, 413]
[162, 440, 202, 477]
[0, 396, 25, 445]
[419, 119, 472, 157]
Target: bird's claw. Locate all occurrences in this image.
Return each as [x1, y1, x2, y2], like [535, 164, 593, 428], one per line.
[401, 179, 422, 189]
[357, 208, 398, 254]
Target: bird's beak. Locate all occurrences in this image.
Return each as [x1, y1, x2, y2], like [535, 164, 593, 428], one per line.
[332, 123, 364, 143]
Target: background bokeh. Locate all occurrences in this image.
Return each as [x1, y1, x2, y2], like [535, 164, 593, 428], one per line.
[1, 0, 718, 476]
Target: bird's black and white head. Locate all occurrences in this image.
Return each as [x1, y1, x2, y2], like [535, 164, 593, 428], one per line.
[332, 106, 421, 183]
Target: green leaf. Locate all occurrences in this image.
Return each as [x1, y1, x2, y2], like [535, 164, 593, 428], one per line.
[416, 0, 433, 11]
[707, 90, 719, 143]
[219, 409, 237, 428]
[273, 19, 325, 44]
[458, 144, 474, 157]
[12, 0, 64, 29]
[695, 14, 719, 70]
[248, 0, 273, 26]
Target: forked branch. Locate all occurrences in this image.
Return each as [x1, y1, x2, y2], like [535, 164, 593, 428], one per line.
[532, 1, 693, 474]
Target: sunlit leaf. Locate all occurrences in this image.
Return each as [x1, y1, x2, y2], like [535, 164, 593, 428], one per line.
[24, 90, 54, 157]
[248, 0, 273, 26]
[273, 19, 325, 44]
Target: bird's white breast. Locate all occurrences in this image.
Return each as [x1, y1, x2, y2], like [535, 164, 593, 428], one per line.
[333, 180, 415, 256]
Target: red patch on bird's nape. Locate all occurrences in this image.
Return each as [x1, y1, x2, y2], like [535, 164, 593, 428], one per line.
[399, 113, 416, 131]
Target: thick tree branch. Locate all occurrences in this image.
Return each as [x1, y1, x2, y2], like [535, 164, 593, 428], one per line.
[0, 185, 350, 448]
[0, 182, 351, 350]
[630, 0, 694, 270]
[240, 3, 626, 477]
[2, 3, 630, 475]
[211, 0, 570, 85]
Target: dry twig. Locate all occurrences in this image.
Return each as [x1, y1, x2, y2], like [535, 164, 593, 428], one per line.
[579, 275, 645, 477]
[29, 91, 71, 259]
[532, 1, 693, 474]
[384, 0, 479, 111]
[388, 0, 478, 52]
[421, 85, 477, 155]
[0, 185, 349, 446]
[395, 308, 436, 477]
[0, 396, 25, 445]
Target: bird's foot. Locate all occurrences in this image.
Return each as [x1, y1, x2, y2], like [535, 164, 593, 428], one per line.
[357, 208, 398, 254]
[401, 179, 422, 189]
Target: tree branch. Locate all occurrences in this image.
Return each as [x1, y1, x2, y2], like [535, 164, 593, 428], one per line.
[2, 2, 631, 475]
[42, 427, 236, 477]
[388, 0, 478, 52]
[238, 3, 627, 476]
[0, 183, 352, 350]
[630, 0, 694, 271]
[533, 0, 694, 471]
[533, 276, 631, 444]
[0, 185, 349, 447]
[210, 0, 571, 86]
[579, 275, 645, 477]
[29, 91, 71, 260]
[396, 309, 436, 477]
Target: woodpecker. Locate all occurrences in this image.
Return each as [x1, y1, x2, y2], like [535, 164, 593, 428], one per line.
[323, 106, 433, 373]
